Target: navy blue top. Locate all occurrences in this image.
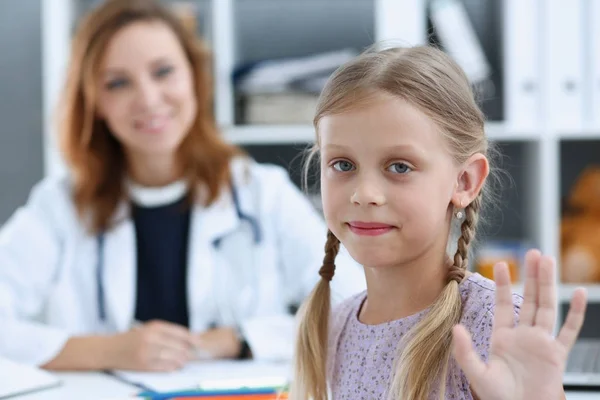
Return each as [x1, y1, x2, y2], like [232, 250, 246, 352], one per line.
[132, 196, 191, 327]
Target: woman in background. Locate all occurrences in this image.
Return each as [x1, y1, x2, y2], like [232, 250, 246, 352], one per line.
[0, 0, 364, 372]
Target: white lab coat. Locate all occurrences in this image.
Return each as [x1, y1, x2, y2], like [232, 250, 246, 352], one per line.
[0, 157, 365, 366]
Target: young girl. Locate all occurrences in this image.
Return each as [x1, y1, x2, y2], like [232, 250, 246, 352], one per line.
[291, 45, 588, 400]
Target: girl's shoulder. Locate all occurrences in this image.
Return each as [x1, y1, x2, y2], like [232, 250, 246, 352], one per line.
[326, 291, 366, 378]
[458, 273, 524, 361]
[459, 272, 524, 322]
[330, 291, 365, 330]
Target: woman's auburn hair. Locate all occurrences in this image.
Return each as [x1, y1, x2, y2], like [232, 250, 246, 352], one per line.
[58, 0, 242, 234]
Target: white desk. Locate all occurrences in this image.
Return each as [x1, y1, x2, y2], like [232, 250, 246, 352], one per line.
[10, 372, 600, 399]
[13, 372, 137, 400]
[566, 393, 600, 400]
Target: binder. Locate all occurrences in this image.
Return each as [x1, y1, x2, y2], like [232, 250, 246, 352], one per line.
[546, 0, 586, 132]
[429, 0, 491, 85]
[374, 0, 427, 47]
[586, 0, 600, 130]
[503, 0, 543, 131]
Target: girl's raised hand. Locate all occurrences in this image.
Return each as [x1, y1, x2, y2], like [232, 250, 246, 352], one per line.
[452, 250, 587, 400]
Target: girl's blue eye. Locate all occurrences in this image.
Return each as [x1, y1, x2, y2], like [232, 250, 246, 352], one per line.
[105, 78, 128, 90]
[388, 163, 411, 174]
[155, 66, 173, 78]
[332, 160, 355, 172]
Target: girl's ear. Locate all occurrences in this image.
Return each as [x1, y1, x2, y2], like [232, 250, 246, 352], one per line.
[452, 153, 489, 208]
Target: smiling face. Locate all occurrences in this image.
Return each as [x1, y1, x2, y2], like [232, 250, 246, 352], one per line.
[319, 92, 462, 269]
[95, 20, 197, 161]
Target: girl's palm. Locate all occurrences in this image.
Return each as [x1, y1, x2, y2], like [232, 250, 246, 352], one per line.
[452, 250, 588, 400]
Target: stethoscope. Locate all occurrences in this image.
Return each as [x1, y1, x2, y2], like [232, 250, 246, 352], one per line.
[96, 182, 262, 323]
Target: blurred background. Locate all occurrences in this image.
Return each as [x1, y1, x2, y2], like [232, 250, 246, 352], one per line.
[1, 0, 599, 337]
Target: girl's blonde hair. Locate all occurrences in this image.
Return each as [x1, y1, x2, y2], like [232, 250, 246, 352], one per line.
[292, 44, 495, 400]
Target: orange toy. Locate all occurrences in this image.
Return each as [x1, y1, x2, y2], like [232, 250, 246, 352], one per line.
[560, 166, 600, 283]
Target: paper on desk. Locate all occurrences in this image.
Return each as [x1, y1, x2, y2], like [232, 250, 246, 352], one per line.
[240, 315, 297, 361]
[0, 357, 61, 399]
[113, 360, 291, 392]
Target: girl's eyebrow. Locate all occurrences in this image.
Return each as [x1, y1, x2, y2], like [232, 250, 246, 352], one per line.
[384, 144, 421, 154]
[383, 144, 428, 160]
[323, 143, 421, 154]
[322, 144, 350, 151]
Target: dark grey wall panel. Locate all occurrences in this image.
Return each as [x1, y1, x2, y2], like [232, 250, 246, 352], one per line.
[0, 0, 44, 225]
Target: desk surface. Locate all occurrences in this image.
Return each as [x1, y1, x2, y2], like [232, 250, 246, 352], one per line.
[566, 393, 600, 400]
[14, 372, 136, 400]
[12, 372, 600, 400]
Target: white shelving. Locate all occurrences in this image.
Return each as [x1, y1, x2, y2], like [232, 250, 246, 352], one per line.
[40, 0, 600, 318]
[509, 284, 600, 303]
[556, 128, 600, 140]
[484, 122, 541, 141]
[224, 125, 316, 145]
[513, 283, 600, 304]
[211, 0, 235, 127]
[561, 285, 600, 304]
[41, 0, 72, 178]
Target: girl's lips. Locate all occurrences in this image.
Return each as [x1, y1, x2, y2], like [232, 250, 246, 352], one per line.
[347, 221, 395, 236]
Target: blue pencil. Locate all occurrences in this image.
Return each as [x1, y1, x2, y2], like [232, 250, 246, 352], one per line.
[138, 386, 280, 399]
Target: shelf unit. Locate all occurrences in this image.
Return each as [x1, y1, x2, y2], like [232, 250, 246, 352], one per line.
[562, 285, 600, 304]
[511, 284, 600, 304]
[224, 125, 316, 145]
[41, 0, 600, 329]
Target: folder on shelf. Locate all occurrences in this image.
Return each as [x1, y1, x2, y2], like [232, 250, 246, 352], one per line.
[429, 0, 491, 85]
[234, 49, 357, 95]
[243, 92, 318, 125]
[585, 0, 600, 130]
[503, 0, 543, 131]
[375, 0, 427, 46]
[547, 0, 586, 131]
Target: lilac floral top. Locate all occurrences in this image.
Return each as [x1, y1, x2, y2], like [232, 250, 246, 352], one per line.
[327, 273, 523, 399]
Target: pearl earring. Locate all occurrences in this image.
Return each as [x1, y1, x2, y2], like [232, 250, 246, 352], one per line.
[455, 200, 465, 219]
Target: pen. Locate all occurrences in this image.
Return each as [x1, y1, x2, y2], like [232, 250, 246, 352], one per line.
[103, 370, 155, 393]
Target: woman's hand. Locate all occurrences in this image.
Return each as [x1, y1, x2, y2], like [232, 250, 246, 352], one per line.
[452, 250, 587, 400]
[194, 327, 243, 360]
[107, 320, 196, 371]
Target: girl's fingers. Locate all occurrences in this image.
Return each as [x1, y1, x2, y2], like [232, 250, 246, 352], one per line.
[518, 249, 541, 326]
[493, 262, 515, 333]
[557, 288, 587, 351]
[452, 324, 486, 384]
[533, 256, 558, 334]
